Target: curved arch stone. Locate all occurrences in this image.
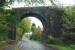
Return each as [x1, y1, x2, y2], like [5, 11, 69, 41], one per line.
[10, 7, 64, 40]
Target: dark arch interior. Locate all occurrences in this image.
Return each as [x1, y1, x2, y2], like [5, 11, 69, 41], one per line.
[19, 12, 47, 32]
[20, 12, 47, 24]
[19, 12, 46, 31]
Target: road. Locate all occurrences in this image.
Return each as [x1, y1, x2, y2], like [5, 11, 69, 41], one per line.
[4, 40, 57, 50]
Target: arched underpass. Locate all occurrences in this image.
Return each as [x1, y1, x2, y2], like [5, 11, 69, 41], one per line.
[16, 15, 44, 40]
[17, 13, 47, 40]
[9, 7, 64, 40]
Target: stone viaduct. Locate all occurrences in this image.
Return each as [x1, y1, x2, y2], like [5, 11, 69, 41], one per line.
[10, 6, 64, 40]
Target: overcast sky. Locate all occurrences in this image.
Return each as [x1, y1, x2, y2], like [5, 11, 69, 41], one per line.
[59, 0, 75, 6]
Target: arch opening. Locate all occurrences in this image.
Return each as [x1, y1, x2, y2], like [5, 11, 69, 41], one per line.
[16, 15, 44, 41]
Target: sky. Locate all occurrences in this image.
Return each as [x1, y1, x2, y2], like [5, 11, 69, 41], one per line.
[28, 17, 43, 29]
[59, 0, 75, 6]
[8, 0, 75, 29]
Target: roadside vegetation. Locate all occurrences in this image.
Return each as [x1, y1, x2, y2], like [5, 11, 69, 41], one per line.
[0, 0, 75, 50]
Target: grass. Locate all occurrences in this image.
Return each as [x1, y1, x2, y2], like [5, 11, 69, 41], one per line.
[48, 44, 75, 50]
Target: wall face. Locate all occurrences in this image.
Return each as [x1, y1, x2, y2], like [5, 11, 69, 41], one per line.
[12, 7, 63, 40]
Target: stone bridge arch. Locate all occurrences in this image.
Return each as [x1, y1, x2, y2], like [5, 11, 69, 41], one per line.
[10, 7, 64, 40]
[17, 12, 48, 40]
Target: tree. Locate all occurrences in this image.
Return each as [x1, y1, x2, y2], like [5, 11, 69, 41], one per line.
[30, 23, 36, 40]
[62, 7, 75, 44]
[63, 7, 75, 32]
[31, 23, 36, 33]
[20, 18, 31, 33]
[0, 9, 17, 41]
[30, 23, 42, 40]
[16, 17, 31, 40]
[35, 26, 42, 40]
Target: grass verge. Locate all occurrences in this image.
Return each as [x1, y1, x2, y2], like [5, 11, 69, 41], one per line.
[48, 44, 75, 50]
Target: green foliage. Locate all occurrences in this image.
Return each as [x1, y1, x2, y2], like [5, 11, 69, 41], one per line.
[30, 23, 37, 40]
[44, 7, 75, 45]
[31, 23, 36, 33]
[49, 44, 75, 50]
[63, 7, 75, 29]
[16, 17, 31, 40]
[62, 7, 75, 35]
[62, 7, 75, 44]
[0, 9, 17, 41]
[20, 18, 31, 33]
[35, 26, 42, 40]
[30, 23, 42, 40]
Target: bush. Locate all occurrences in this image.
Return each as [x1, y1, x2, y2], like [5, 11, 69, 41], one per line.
[47, 35, 63, 44]
[62, 34, 75, 44]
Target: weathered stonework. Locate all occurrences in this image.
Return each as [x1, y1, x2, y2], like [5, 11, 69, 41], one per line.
[11, 6, 64, 40]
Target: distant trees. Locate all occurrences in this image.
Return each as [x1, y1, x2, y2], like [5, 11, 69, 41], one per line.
[16, 18, 31, 40]
[31, 23, 36, 33]
[30, 23, 42, 40]
[20, 18, 31, 33]
[30, 23, 37, 40]
[36, 26, 43, 40]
